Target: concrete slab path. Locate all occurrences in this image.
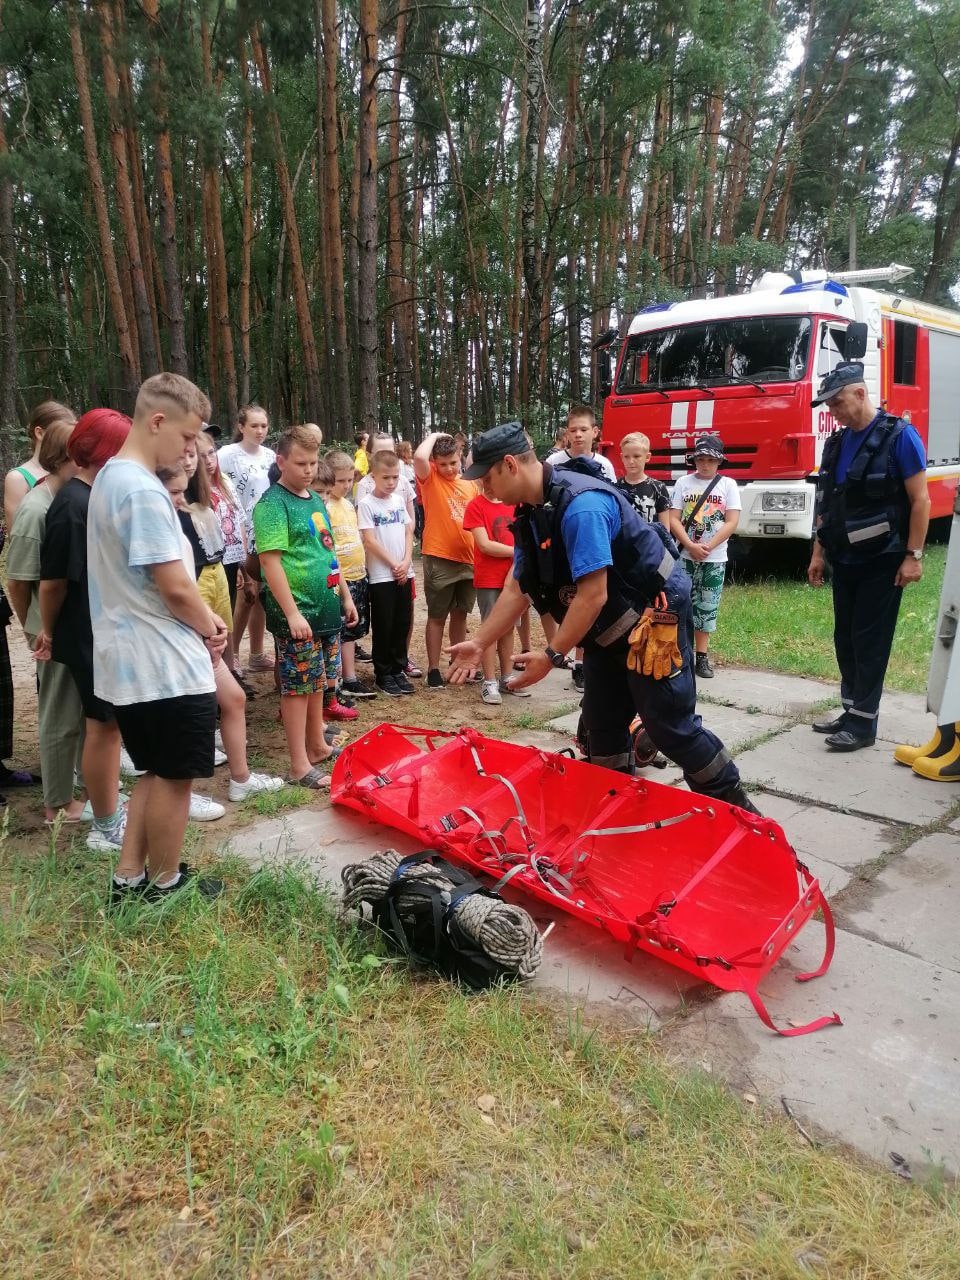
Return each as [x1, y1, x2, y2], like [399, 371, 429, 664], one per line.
[228, 664, 960, 1178]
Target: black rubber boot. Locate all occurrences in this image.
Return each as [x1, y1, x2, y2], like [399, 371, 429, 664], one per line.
[718, 783, 762, 816]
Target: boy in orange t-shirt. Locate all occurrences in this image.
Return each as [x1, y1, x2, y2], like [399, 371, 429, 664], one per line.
[413, 431, 480, 688]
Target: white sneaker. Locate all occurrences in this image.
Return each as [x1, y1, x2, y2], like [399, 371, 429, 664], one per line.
[120, 746, 145, 777]
[481, 679, 502, 705]
[86, 813, 127, 852]
[188, 793, 226, 822]
[228, 772, 284, 802]
[215, 729, 225, 753]
[214, 747, 228, 767]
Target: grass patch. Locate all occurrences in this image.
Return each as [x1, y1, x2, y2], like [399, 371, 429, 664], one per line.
[712, 547, 945, 694]
[242, 783, 313, 817]
[2, 837, 958, 1276]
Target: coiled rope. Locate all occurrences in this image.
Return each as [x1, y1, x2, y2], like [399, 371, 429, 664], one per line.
[342, 849, 544, 982]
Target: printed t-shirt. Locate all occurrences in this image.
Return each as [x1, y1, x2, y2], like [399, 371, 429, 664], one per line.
[357, 492, 413, 585]
[616, 477, 670, 524]
[670, 473, 741, 564]
[5, 483, 55, 636]
[216, 442, 276, 516]
[355, 471, 415, 511]
[41, 477, 94, 670]
[326, 495, 367, 582]
[210, 482, 246, 565]
[462, 493, 515, 589]
[87, 459, 215, 706]
[252, 483, 342, 639]
[546, 448, 617, 482]
[419, 464, 479, 563]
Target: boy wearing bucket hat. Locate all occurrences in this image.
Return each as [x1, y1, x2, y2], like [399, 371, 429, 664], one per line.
[668, 435, 740, 679]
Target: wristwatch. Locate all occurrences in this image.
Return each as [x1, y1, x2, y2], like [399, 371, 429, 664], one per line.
[544, 646, 568, 669]
[906, 549, 924, 561]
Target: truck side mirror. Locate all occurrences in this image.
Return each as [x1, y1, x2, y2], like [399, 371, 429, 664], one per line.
[844, 322, 868, 360]
[597, 349, 612, 399]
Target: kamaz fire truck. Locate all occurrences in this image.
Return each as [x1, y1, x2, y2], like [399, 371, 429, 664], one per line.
[598, 264, 960, 543]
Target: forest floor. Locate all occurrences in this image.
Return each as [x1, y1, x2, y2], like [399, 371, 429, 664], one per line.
[2, 561, 959, 1276]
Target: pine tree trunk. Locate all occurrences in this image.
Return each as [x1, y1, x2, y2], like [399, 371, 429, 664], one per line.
[68, 0, 138, 405]
[200, 15, 238, 426]
[0, 78, 16, 463]
[142, 0, 187, 374]
[357, 0, 379, 433]
[239, 38, 254, 406]
[386, 7, 414, 442]
[96, 0, 158, 377]
[520, 0, 544, 408]
[250, 22, 322, 423]
[319, 0, 352, 436]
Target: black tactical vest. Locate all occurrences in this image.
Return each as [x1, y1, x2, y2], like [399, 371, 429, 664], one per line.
[513, 463, 678, 648]
[816, 413, 911, 559]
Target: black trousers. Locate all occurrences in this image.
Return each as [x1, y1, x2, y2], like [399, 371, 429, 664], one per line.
[830, 553, 903, 737]
[578, 566, 741, 799]
[369, 579, 413, 682]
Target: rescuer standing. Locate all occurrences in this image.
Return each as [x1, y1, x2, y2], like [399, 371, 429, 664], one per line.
[445, 422, 759, 813]
[808, 361, 930, 750]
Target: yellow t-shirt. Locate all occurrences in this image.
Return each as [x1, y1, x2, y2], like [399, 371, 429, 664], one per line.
[326, 495, 367, 581]
[354, 447, 369, 478]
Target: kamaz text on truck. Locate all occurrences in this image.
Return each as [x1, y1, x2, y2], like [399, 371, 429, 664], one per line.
[598, 265, 960, 542]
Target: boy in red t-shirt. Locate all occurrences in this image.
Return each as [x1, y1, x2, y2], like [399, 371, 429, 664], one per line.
[462, 479, 531, 705]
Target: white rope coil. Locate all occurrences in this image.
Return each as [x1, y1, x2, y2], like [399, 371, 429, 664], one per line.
[342, 849, 543, 982]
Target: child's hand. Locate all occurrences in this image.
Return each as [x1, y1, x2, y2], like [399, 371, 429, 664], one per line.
[342, 598, 359, 629]
[688, 542, 710, 562]
[393, 559, 411, 582]
[287, 611, 313, 641]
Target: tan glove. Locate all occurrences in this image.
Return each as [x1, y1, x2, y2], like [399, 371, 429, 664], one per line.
[627, 615, 651, 673]
[627, 608, 681, 679]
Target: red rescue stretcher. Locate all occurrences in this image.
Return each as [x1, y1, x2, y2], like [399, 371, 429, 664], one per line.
[331, 724, 841, 1036]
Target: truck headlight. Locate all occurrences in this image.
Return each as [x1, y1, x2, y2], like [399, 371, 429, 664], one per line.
[761, 492, 806, 512]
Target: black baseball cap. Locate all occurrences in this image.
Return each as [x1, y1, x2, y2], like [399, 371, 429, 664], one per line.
[463, 421, 531, 479]
[811, 361, 866, 406]
[202, 421, 223, 440]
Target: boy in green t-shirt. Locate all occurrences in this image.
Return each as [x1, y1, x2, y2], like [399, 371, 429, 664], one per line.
[253, 426, 357, 788]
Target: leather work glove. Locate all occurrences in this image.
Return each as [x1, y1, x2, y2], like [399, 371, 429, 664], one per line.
[627, 609, 682, 679]
[626, 615, 651, 673]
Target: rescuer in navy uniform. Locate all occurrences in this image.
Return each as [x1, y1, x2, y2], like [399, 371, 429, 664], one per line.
[808, 361, 929, 751]
[446, 422, 759, 813]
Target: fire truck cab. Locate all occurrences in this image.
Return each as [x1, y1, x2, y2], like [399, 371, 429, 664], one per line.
[600, 266, 960, 542]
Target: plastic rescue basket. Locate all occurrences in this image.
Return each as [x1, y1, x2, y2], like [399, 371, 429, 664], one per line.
[331, 725, 841, 1036]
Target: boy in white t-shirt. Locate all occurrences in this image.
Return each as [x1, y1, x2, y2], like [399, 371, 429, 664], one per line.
[546, 403, 617, 483]
[669, 434, 741, 679]
[357, 451, 414, 698]
[88, 373, 229, 906]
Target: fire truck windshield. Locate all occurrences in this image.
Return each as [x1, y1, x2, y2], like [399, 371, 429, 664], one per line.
[616, 315, 813, 393]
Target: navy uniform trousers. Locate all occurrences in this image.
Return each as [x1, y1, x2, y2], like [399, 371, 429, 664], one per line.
[830, 551, 904, 739]
[578, 566, 741, 798]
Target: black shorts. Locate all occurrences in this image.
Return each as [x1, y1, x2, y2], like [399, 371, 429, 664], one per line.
[341, 576, 370, 642]
[66, 656, 115, 724]
[114, 692, 217, 780]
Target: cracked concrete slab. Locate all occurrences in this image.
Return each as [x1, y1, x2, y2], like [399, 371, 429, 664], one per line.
[547, 704, 788, 754]
[735, 725, 956, 824]
[757, 793, 896, 898]
[667, 921, 960, 1176]
[845, 833, 960, 975]
[699, 667, 834, 716]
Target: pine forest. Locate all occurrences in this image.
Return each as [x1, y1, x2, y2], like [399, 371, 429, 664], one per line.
[1, 0, 959, 457]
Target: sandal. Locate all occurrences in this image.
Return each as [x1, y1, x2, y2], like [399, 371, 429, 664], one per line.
[288, 766, 332, 790]
[310, 745, 343, 767]
[0, 767, 41, 787]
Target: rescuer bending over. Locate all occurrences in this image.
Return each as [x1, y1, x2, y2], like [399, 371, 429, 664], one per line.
[446, 422, 759, 814]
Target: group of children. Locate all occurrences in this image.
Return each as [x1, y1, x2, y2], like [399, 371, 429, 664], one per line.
[0, 377, 738, 903]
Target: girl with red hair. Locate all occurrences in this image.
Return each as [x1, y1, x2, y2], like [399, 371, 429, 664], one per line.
[36, 408, 131, 851]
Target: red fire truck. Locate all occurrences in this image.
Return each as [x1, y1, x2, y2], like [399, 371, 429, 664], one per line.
[599, 265, 960, 543]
